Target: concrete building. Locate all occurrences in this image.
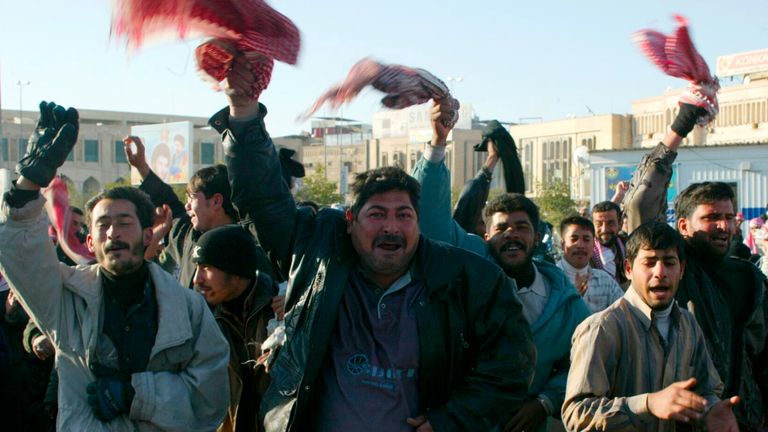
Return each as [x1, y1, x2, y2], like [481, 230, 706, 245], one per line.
[0, 108, 223, 195]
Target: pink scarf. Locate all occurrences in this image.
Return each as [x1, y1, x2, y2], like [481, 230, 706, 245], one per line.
[111, 0, 301, 98]
[301, 57, 460, 128]
[42, 177, 95, 265]
[633, 15, 719, 125]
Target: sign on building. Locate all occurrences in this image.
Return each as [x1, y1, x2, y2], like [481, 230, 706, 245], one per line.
[130, 121, 193, 185]
[716, 48, 768, 78]
[604, 165, 678, 223]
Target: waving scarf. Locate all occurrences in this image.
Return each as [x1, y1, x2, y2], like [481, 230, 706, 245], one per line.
[301, 57, 460, 128]
[42, 177, 95, 265]
[111, 0, 301, 98]
[633, 15, 719, 125]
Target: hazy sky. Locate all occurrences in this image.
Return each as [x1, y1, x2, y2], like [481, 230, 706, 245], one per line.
[1, 0, 765, 136]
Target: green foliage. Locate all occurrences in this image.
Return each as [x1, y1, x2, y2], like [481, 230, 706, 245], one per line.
[295, 165, 343, 206]
[533, 180, 577, 226]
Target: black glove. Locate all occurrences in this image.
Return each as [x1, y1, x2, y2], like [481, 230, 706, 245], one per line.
[16, 101, 79, 187]
[670, 103, 707, 138]
[86, 363, 135, 423]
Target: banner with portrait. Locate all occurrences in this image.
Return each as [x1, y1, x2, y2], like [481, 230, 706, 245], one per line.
[130, 121, 193, 185]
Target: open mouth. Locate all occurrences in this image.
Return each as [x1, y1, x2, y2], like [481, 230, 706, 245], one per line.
[501, 241, 524, 253]
[377, 243, 402, 251]
[104, 242, 129, 254]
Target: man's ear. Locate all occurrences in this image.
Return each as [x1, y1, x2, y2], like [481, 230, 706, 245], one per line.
[86, 233, 95, 253]
[623, 258, 633, 281]
[143, 227, 153, 247]
[211, 193, 224, 210]
[677, 217, 690, 237]
[346, 210, 354, 234]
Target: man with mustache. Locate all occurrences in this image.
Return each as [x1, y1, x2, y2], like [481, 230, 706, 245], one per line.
[217, 65, 535, 431]
[557, 216, 623, 313]
[563, 222, 740, 431]
[411, 102, 590, 432]
[590, 201, 629, 287]
[0, 102, 229, 430]
[622, 102, 768, 430]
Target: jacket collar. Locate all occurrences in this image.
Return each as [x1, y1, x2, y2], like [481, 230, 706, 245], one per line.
[216, 272, 276, 323]
[147, 262, 195, 355]
[208, 103, 269, 134]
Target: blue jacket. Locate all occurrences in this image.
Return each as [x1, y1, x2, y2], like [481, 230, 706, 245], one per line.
[412, 155, 590, 418]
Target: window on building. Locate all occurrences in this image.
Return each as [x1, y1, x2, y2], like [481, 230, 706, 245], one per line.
[84, 139, 99, 162]
[382, 152, 388, 166]
[18, 138, 27, 159]
[1, 138, 8, 162]
[114, 141, 127, 163]
[201, 142, 215, 165]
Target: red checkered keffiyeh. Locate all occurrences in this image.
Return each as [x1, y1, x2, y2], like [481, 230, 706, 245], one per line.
[301, 57, 461, 128]
[111, 0, 301, 98]
[43, 177, 95, 265]
[633, 15, 719, 125]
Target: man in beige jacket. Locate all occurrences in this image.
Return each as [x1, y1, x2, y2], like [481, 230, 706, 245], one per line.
[562, 222, 739, 431]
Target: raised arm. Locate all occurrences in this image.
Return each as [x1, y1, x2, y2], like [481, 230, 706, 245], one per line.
[452, 139, 499, 235]
[410, 100, 486, 255]
[215, 54, 297, 272]
[622, 104, 705, 233]
[125, 136, 186, 219]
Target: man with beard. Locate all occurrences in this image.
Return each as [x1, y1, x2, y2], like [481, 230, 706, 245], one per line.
[0, 101, 230, 430]
[557, 216, 623, 313]
[623, 102, 768, 430]
[563, 222, 740, 432]
[590, 201, 628, 287]
[411, 102, 590, 432]
[191, 225, 278, 432]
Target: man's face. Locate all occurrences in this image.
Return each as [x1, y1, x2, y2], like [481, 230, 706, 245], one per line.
[593, 210, 619, 247]
[677, 199, 735, 260]
[185, 190, 218, 231]
[193, 264, 245, 306]
[347, 190, 419, 282]
[625, 247, 685, 310]
[561, 224, 594, 269]
[154, 155, 170, 181]
[484, 211, 539, 276]
[70, 212, 83, 233]
[87, 199, 151, 275]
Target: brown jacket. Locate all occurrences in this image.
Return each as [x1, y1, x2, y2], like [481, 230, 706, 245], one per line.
[562, 286, 723, 431]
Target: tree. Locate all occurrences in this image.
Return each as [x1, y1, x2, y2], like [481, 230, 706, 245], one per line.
[533, 179, 577, 226]
[295, 165, 343, 206]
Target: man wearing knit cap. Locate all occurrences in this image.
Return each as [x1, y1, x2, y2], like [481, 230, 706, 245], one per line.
[192, 225, 278, 432]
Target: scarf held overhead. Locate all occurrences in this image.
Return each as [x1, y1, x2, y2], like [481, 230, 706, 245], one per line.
[111, 0, 301, 98]
[633, 15, 719, 125]
[301, 57, 460, 129]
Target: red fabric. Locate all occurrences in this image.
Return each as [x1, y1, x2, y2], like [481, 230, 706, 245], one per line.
[633, 15, 719, 125]
[302, 57, 460, 128]
[112, 0, 300, 98]
[42, 178, 95, 265]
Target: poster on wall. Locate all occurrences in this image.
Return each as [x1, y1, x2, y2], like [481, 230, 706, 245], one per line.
[130, 121, 193, 185]
[604, 164, 678, 222]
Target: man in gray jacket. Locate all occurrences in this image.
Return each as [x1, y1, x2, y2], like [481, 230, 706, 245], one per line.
[0, 101, 230, 431]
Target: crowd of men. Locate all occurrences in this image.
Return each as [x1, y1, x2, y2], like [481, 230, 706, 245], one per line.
[0, 54, 766, 432]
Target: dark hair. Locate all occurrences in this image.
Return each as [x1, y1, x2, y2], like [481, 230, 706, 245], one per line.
[296, 200, 320, 214]
[483, 193, 540, 229]
[625, 221, 686, 264]
[591, 201, 621, 219]
[187, 164, 237, 219]
[674, 182, 736, 220]
[173, 134, 185, 144]
[71, 207, 84, 217]
[350, 167, 420, 217]
[85, 187, 155, 230]
[150, 143, 171, 166]
[560, 215, 595, 237]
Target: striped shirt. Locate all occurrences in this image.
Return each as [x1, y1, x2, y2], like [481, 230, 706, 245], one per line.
[557, 259, 624, 313]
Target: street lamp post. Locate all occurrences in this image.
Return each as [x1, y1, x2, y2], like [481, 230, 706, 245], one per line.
[17, 80, 31, 145]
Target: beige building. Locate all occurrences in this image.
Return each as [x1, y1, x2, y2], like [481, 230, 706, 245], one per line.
[509, 115, 633, 202]
[0, 109, 223, 196]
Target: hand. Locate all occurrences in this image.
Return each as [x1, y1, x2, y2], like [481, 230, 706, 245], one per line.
[705, 396, 739, 432]
[483, 138, 500, 172]
[4, 289, 17, 315]
[430, 100, 451, 146]
[144, 204, 173, 260]
[86, 376, 134, 422]
[224, 54, 261, 119]
[271, 294, 286, 320]
[123, 136, 150, 178]
[16, 101, 79, 188]
[611, 181, 629, 204]
[647, 378, 707, 422]
[406, 414, 434, 432]
[32, 335, 55, 361]
[503, 399, 548, 432]
[575, 273, 590, 296]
